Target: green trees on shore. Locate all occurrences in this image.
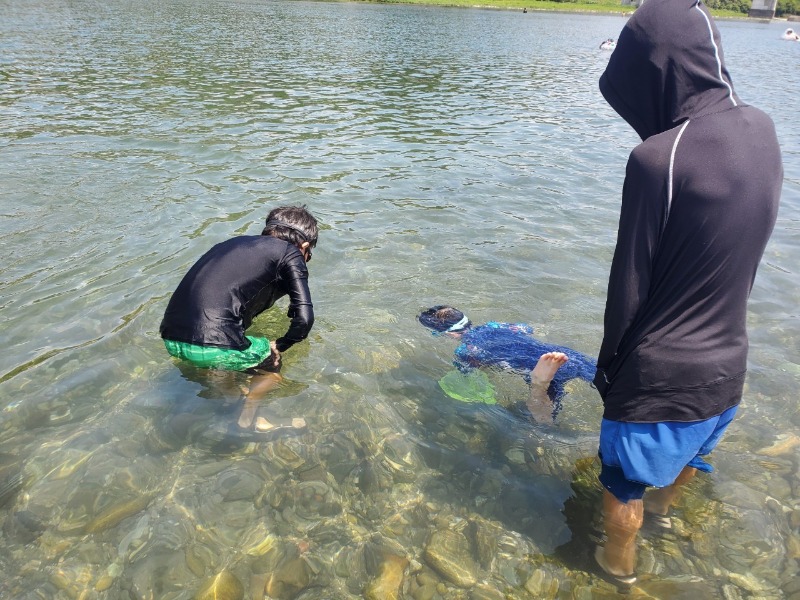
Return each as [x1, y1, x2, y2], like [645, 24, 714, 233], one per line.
[705, 0, 796, 15]
[775, 0, 798, 16]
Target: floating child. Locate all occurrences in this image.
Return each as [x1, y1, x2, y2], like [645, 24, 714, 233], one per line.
[418, 305, 596, 421]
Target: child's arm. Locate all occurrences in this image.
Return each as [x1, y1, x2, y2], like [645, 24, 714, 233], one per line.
[276, 255, 314, 352]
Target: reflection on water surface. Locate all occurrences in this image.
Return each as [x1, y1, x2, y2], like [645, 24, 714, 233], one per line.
[1, 0, 799, 598]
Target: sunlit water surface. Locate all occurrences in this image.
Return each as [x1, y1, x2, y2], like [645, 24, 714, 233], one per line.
[1, 0, 798, 598]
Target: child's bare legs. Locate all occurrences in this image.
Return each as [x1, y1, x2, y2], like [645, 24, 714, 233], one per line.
[596, 467, 697, 581]
[643, 465, 696, 515]
[527, 352, 569, 422]
[236, 341, 305, 432]
[237, 372, 282, 429]
[597, 490, 643, 578]
[236, 371, 307, 432]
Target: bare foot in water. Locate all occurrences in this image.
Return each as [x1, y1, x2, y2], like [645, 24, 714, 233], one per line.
[527, 352, 569, 422]
[254, 416, 307, 433]
[532, 352, 569, 385]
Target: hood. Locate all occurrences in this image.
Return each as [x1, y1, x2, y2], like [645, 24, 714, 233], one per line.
[599, 0, 740, 140]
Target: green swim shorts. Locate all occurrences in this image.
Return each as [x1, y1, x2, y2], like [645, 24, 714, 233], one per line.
[163, 336, 271, 371]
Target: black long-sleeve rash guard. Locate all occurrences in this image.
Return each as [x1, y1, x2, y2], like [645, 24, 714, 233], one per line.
[160, 235, 314, 353]
[593, 0, 782, 423]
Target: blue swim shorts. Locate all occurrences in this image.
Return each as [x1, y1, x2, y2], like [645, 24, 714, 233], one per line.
[598, 405, 738, 503]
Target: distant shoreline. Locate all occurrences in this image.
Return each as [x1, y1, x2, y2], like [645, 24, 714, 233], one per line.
[347, 0, 782, 22]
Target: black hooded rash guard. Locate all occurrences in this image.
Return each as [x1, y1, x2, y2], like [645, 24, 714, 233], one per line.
[593, 0, 782, 423]
[160, 235, 314, 353]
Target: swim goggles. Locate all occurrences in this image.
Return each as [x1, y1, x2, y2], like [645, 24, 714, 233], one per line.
[265, 219, 311, 242]
[444, 315, 470, 333]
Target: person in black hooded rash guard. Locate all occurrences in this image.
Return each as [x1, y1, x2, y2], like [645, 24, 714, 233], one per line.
[160, 205, 317, 439]
[589, 0, 782, 585]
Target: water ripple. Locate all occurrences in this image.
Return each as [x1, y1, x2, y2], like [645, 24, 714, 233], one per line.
[0, 1, 798, 597]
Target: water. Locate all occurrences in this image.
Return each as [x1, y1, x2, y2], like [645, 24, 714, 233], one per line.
[1, 0, 798, 597]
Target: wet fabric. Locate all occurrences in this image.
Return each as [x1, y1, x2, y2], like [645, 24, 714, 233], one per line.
[438, 370, 497, 404]
[454, 322, 596, 401]
[594, 0, 782, 422]
[160, 235, 313, 353]
[164, 336, 272, 371]
[598, 405, 738, 502]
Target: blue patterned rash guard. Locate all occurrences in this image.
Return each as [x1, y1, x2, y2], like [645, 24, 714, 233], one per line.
[453, 322, 596, 401]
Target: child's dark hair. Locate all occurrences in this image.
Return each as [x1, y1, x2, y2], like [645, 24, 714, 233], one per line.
[262, 205, 319, 248]
[418, 305, 471, 333]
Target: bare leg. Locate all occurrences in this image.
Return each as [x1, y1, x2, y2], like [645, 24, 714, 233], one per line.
[597, 489, 643, 578]
[237, 372, 282, 429]
[643, 465, 696, 516]
[527, 352, 568, 422]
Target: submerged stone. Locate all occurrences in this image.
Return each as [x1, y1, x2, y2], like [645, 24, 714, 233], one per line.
[0, 471, 23, 508]
[639, 576, 724, 600]
[364, 553, 408, 600]
[423, 529, 478, 588]
[194, 570, 244, 600]
[470, 584, 505, 600]
[85, 495, 152, 534]
[468, 517, 502, 570]
[757, 433, 800, 457]
[264, 550, 325, 599]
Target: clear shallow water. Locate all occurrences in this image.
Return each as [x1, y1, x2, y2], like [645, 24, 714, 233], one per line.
[1, 0, 798, 598]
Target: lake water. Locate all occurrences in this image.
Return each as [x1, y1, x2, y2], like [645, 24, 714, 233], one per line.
[1, 0, 798, 598]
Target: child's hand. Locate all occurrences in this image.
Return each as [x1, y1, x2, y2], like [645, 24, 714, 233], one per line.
[267, 341, 282, 371]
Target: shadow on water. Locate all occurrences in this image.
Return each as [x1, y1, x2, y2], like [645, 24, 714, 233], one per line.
[377, 357, 602, 555]
[132, 361, 312, 456]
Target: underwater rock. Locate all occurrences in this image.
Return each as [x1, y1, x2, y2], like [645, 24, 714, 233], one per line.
[216, 467, 263, 502]
[783, 572, 800, 596]
[334, 544, 371, 594]
[324, 431, 366, 481]
[716, 504, 784, 581]
[381, 433, 423, 483]
[523, 567, 560, 599]
[263, 440, 308, 471]
[411, 583, 437, 600]
[242, 524, 279, 559]
[249, 535, 288, 575]
[757, 433, 800, 457]
[21, 397, 75, 429]
[363, 553, 408, 600]
[351, 457, 393, 495]
[467, 516, 509, 570]
[470, 584, 505, 600]
[48, 565, 94, 599]
[85, 495, 152, 534]
[4, 509, 47, 544]
[0, 470, 24, 508]
[787, 532, 800, 560]
[264, 554, 315, 599]
[295, 462, 330, 483]
[194, 570, 244, 600]
[95, 574, 114, 592]
[715, 481, 768, 511]
[123, 550, 196, 599]
[116, 512, 153, 563]
[185, 543, 216, 578]
[294, 480, 342, 519]
[354, 344, 402, 373]
[727, 571, 778, 596]
[766, 473, 792, 499]
[690, 530, 716, 559]
[423, 529, 478, 588]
